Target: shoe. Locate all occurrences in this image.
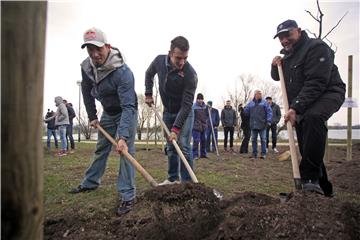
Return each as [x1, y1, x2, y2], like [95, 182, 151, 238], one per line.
[158, 179, 181, 186]
[56, 150, 67, 157]
[302, 180, 324, 195]
[273, 148, 279, 153]
[69, 185, 97, 194]
[117, 199, 135, 216]
[69, 149, 75, 154]
[260, 155, 266, 160]
[250, 154, 257, 159]
[200, 155, 208, 159]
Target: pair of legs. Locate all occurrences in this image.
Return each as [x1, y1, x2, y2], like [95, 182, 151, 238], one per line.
[47, 128, 58, 149]
[192, 130, 207, 158]
[240, 126, 250, 153]
[205, 127, 218, 152]
[266, 123, 277, 149]
[79, 111, 137, 201]
[163, 111, 194, 182]
[57, 125, 68, 152]
[223, 126, 234, 150]
[66, 124, 75, 150]
[251, 128, 267, 157]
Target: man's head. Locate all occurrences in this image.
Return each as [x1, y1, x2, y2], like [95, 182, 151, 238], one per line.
[169, 36, 189, 70]
[273, 20, 302, 51]
[225, 100, 231, 107]
[81, 27, 111, 66]
[196, 93, 204, 104]
[265, 96, 273, 104]
[254, 90, 262, 100]
[207, 101, 213, 107]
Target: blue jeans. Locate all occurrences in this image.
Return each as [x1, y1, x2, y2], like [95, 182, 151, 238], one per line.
[66, 124, 75, 150]
[163, 110, 194, 182]
[58, 125, 68, 151]
[47, 128, 58, 149]
[192, 130, 207, 158]
[251, 128, 267, 156]
[81, 111, 137, 201]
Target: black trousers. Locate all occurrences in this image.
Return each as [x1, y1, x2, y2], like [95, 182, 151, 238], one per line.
[223, 126, 234, 149]
[266, 124, 277, 149]
[240, 126, 250, 153]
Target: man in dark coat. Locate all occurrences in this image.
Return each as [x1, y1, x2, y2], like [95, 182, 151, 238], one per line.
[271, 19, 345, 196]
[265, 97, 281, 153]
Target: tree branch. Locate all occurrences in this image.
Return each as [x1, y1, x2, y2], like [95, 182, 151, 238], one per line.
[305, 28, 318, 38]
[322, 11, 348, 40]
[305, 9, 319, 22]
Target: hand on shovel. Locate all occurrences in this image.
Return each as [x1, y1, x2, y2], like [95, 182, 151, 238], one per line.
[116, 139, 128, 154]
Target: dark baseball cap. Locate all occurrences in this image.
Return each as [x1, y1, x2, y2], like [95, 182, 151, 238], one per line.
[273, 19, 298, 39]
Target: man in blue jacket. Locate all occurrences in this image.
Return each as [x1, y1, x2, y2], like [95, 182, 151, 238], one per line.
[145, 36, 198, 185]
[244, 90, 272, 159]
[70, 28, 138, 217]
[192, 93, 208, 159]
[206, 100, 220, 153]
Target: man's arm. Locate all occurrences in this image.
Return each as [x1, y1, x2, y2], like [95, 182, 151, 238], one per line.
[81, 70, 97, 122]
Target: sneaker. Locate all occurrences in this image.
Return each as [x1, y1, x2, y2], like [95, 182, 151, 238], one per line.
[302, 180, 324, 195]
[69, 149, 75, 154]
[69, 185, 97, 194]
[200, 155, 208, 159]
[158, 179, 181, 186]
[260, 155, 266, 160]
[250, 154, 257, 159]
[117, 199, 135, 216]
[273, 148, 279, 153]
[56, 150, 67, 157]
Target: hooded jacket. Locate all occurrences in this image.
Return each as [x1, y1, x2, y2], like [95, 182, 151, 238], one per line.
[81, 47, 137, 140]
[54, 96, 70, 126]
[192, 101, 208, 132]
[271, 31, 345, 114]
[269, 102, 281, 124]
[221, 105, 237, 128]
[244, 98, 272, 130]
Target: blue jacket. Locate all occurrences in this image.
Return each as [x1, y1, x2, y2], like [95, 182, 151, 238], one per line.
[192, 102, 207, 132]
[244, 98, 272, 130]
[206, 107, 220, 128]
[81, 48, 138, 140]
[145, 55, 198, 130]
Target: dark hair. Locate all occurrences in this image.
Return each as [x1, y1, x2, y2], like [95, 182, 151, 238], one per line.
[265, 96, 272, 100]
[170, 36, 189, 52]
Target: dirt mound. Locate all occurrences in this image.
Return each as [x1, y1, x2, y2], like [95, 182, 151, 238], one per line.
[330, 159, 360, 194]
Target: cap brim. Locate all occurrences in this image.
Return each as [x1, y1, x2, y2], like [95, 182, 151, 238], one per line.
[81, 41, 105, 49]
[273, 28, 294, 39]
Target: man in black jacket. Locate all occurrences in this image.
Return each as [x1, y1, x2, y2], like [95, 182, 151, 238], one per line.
[271, 20, 345, 196]
[265, 97, 281, 153]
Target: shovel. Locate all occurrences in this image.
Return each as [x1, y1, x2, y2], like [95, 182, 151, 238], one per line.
[96, 123, 158, 187]
[277, 64, 302, 190]
[207, 106, 221, 160]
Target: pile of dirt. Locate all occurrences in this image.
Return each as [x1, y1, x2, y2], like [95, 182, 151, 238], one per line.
[330, 159, 360, 194]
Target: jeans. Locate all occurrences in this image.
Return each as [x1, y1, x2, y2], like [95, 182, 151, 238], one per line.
[57, 125, 68, 151]
[81, 111, 137, 201]
[266, 124, 277, 149]
[66, 124, 75, 150]
[206, 127, 218, 152]
[163, 110, 194, 182]
[192, 130, 207, 158]
[251, 128, 267, 156]
[47, 128, 58, 149]
[223, 126, 234, 149]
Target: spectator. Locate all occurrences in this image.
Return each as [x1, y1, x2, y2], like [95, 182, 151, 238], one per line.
[238, 104, 250, 154]
[145, 36, 197, 185]
[271, 19, 345, 195]
[221, 100, 237, 152]
[63, 99, 76, 153]
[69, 27, 138, 216]
[44, 109, 58, 150]
[192, 93, 208, 159]
[206, 100, 220, 153]
[244, 90, 272, 159]
[265, 97, 281, 153]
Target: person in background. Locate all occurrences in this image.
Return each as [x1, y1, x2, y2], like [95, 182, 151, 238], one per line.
[271, 19, 345, 196]
[206, 100, 220, 153]
[265, 96, 281, 153]
[192, 93, 208, 159]
[69, 27, 138, 216]
[244, 90, 272, 159]
[221, 100, 237, 153]
[63, 99, 76, 153]
[44, 109, 58, 150]
[145, 36, 197, 185]
[238, 104, 250, 154]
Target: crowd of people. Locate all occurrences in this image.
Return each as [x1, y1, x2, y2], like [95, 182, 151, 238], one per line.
[44, 18, 346, 216]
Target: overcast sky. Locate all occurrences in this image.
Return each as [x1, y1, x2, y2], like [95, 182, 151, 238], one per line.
[44, 0, 359, 125]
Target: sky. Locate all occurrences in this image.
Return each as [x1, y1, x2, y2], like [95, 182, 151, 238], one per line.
[43, 0, 359, 126]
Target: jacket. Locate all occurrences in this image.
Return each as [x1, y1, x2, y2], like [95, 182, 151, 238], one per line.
[54, 96, 69, 126]
[206, 107, 220, 128]
[244, 98, 272, 130]
[81, 47, 138, 140]
[192, 102, 207, 132]
[271, 31, 345, 114]
[66, 104, 76, 125]
[221, 106, 237, 128]
[45, 111, 56, 129]
[239, 107, 250, 129]
[270, 103, 281, 124]
[145, 55, 198, 131]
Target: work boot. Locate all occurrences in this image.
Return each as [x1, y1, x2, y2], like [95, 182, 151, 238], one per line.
[117, 199, 135, 216]
[302, 179, 324, 195]
[69, 185, 97, 194]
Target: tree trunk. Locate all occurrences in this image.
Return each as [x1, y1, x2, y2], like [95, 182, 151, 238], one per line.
[1, 2, 47, 240]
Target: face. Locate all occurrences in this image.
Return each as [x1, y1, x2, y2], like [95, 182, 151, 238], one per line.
[197, 99, 204, 105]
[254, 91, 262, 100]
[226, 101, 231, 107]
[86, 44, 110, 66]
[267, 99, 273, 105]
[278, 28, 301, 51]
[169, 47, 188, 70]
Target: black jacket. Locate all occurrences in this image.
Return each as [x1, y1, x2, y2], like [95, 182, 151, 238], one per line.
[271, 31, 345, 115]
